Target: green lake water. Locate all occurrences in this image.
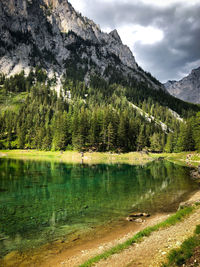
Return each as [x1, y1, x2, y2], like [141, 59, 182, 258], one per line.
[0, 158, 198, 257]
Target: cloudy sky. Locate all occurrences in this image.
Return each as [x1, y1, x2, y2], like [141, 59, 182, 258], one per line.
[69, 0, 200, 82]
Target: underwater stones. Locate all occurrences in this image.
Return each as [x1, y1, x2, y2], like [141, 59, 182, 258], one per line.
[143, 213, 151, 217]
[129, 212, 150, 218]
[190, 169, 200, 180]
[126, 217, 143, 223]
[126, 212, 150, 222]
[129, 213, 143, 217]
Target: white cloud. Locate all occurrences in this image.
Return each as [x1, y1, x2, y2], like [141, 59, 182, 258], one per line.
[69, 0, 200, 10]
[117, 25, 164, 46]
[68, 0, 86, 13]
[141, 0, 200, 7]
[69, 0, 164, 47]
[68, 0, 200, 81]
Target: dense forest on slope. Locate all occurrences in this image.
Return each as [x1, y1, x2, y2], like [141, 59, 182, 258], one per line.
[0, 69, 200, 152]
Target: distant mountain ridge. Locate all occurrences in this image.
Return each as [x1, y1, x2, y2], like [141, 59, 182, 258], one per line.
[164, 67, 200, 104]
[0, 0, 163, 91]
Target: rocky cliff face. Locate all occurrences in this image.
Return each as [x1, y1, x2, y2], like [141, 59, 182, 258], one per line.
[164, 67, 200, 104]
[0, 0, 162, 89]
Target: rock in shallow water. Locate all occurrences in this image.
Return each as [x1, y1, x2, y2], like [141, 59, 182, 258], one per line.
[129, 212, 150, 218]
[126, 212, 150, 222]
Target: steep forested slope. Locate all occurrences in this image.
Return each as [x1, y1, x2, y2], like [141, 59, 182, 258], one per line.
[0, 0, 200, 153]
[0, 71, 199, 152]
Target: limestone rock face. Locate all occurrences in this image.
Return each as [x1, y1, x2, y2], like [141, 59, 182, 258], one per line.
[164, 67, 200, 104]
[0, 0, 162, 90]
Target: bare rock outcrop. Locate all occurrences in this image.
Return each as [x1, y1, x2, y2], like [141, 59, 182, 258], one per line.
[164, 67, 200, 104]
[0, 0, 163, 91]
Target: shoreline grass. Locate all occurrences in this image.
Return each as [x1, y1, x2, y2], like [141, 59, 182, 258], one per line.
[1, 150, 200, 167]
[162, 224, 200, 267]
[1, 150, 199, 167]
[150, 151, 200, 168]
[0, 150, 154, 165]
[79, 206, 196, 267]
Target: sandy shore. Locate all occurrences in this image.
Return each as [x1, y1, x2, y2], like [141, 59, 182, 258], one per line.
[96, 191, 200, 267]
[41, 191, 200, 267]
[2, 213, 170, 267]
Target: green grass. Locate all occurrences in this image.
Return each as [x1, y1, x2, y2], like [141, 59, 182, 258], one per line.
[0, 90, 27, 113]
[150, 152, 200, 167]
[79, 206, 195, 267]
[0, 150, 153, 165]
[162, 224, 200, 267]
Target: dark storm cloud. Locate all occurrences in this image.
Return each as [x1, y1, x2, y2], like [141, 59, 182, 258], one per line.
[76, 0, 200, 82]
[132, 3, 200, 81]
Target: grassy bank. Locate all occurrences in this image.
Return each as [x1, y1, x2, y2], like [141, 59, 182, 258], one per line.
[80, 206, 196, 267]
[1, 150, 200, 166]
[150, 152, 200, 167]
[0, 150, 153, 165]
[162, 224, 200, 267]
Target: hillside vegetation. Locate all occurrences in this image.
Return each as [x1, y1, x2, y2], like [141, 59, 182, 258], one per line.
[0, 69, 200, 153]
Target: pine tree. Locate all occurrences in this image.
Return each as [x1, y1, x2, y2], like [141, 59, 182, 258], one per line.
[164, 133, 174, 153]
[117, 116, 127, 150]
[193, 112, 200, 151]
[17, 125, 26, 149]
[51, 112, 68, 151]
[107, 122, 115, 151]
[175, 124, 187, 152]
[150, 133, 162, 152]
[137, 125, 146, 151]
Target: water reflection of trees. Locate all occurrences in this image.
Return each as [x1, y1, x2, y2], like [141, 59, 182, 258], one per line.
[0, 159, 197, 256]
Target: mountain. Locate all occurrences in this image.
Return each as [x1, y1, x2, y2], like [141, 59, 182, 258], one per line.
[0, 0, 200, 153]
[0, 0, 162, 91]
[164, 67, 200, 104]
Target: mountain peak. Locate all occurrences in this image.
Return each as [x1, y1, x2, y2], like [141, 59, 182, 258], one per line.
[43, 0, 72, 10]
[191, 66, 200, 75]
[109, 29, 122, 43]
[164, 66, 200, 104]
[0, 0, 162, 91]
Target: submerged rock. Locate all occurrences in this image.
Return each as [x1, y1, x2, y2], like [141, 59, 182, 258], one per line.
[126, 217, 144, 223]
[129, 213, 143, 218]
[135, 218, 144, 223]
[142, 213, 151, 217]
[129, 212, 150, 218]
[190, 169, 200, 180]
[126, 212, 150, 222]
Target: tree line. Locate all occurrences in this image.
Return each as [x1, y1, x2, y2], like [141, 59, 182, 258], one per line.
[0, 70, 199, 152]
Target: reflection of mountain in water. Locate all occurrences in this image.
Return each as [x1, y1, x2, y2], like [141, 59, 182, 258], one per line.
[0, 159, 198, 256]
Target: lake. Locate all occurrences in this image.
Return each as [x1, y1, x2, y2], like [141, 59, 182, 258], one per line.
[0, 158, 198, 258]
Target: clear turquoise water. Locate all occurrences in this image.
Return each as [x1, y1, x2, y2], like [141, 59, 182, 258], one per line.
[0, 158, 198, 257]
